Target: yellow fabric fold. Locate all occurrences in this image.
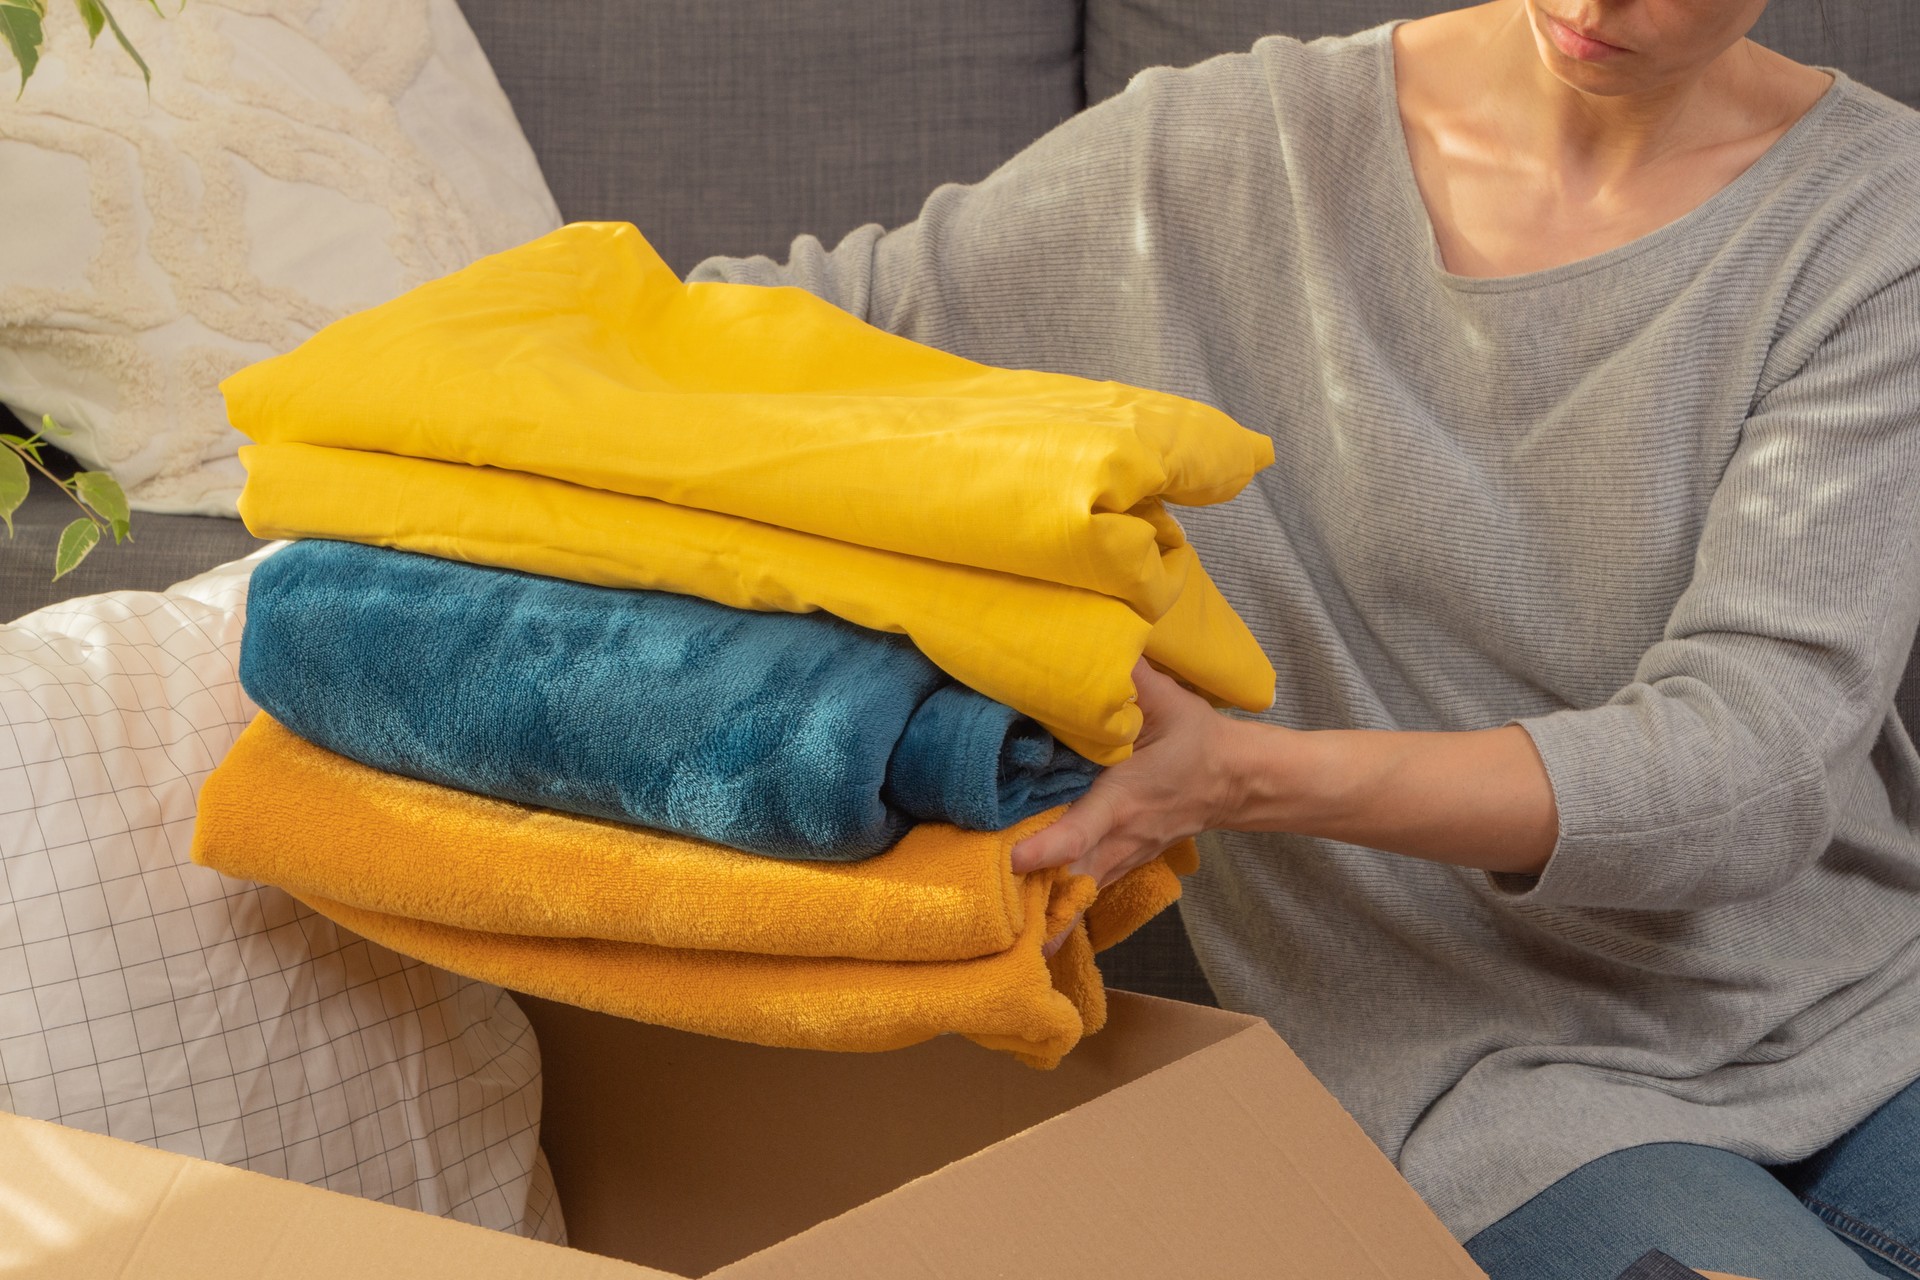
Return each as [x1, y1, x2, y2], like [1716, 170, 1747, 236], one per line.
[191, 715, 1194, 1068]
[293, 881, 1098, 1068]
[221, 220, 1274, 619]
[237, 442, 1272, 763]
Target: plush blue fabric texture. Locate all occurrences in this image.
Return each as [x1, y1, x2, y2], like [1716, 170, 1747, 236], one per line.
[239, 540, 1099, 860]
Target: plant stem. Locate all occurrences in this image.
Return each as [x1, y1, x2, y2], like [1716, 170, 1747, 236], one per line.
[1, 439, 105, 531]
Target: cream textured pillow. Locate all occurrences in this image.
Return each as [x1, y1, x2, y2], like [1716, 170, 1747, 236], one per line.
[0, 0, 562, 515]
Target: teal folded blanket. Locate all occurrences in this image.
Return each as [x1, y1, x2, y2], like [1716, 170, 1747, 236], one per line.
[238, 540, 1099, 860]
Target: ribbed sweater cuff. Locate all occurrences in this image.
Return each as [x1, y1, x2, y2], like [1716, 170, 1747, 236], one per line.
[1489, 706, 1723, 910]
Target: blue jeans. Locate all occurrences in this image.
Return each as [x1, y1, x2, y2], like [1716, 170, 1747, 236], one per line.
[1466, 1075, 1920, 1279]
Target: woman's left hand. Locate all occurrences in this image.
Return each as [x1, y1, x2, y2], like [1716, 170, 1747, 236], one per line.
[1011, 658, 1246, 890]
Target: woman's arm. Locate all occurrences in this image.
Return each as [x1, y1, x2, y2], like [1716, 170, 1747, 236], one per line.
[1223, 712, 1559, 876]
[1022, 260, 1920, 908]
[1011, 660, 1557, 884]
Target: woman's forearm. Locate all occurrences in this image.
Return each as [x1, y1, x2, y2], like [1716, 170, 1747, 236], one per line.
[1215, 719, 1559, 876]
[1008, 665, 1562, 885]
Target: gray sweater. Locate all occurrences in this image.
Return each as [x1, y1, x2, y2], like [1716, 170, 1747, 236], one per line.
[691, 24, 1920, 1240]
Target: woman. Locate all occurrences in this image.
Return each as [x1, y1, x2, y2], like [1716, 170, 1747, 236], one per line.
[691, 2, 1920, 1274]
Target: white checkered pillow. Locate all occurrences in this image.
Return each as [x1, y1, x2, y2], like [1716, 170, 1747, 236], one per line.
[0, 548, 562, 1241]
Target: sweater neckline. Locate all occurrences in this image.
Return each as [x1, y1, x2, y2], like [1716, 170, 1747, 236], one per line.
[1371, 20, 1851, 295]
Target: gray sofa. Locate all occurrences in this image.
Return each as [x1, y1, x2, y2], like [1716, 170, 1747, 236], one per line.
[6, 0, 1917, 1004]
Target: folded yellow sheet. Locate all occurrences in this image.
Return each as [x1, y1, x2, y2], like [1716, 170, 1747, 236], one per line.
[221, 221, 1273, 619]
[191, 715, 1199, 1068]
[293, 881, 1105, 1068]
[238, 442, 1271, 763]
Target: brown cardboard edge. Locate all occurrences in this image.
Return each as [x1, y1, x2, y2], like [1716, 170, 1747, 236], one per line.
[0, 1111, 664, 1279]
[711, 1016, 1487, 1279]
[524, 989, 1267, 1274]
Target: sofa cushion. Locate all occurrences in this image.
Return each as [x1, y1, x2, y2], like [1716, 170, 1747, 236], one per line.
[460, 0, 1083, 275]
[1086, 1, 1920, 109]
[0, 0, 560, 519]
[1099, 905, 1219, 1006]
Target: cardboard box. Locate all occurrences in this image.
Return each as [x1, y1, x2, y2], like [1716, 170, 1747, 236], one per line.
[0, 1108, 650, 1280]
[522, 990, 1487, 1277]
[3, 990, 1494, 1277]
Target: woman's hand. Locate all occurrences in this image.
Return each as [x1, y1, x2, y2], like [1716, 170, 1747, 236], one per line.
[1011, 659, 1251, 890]
[1011, 656, 1560, 941]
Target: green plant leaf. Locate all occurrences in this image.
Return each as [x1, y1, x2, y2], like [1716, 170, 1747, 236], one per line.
[39, 412, 70, 438]
[72, 0, 102, 42]
[2, 434, 46, 464]
[53, 516, 99, 580]
[73, 470, 130, 542]
[95, 0, 147, 87]
[0, 446, 27, 537]
[0, 1, 45, 96]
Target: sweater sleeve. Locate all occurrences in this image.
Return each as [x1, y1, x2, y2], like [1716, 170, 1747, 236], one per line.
[684, 53, 1276, 406]
[1496, 260, 1920, 911]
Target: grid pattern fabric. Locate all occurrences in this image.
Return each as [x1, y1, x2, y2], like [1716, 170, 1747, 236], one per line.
[0, 548, 563, 1243]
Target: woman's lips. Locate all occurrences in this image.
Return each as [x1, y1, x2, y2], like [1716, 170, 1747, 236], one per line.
[1541, 10, 1628, 61]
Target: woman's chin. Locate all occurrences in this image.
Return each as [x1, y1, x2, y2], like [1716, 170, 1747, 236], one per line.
[1531, 33, 1654, 98]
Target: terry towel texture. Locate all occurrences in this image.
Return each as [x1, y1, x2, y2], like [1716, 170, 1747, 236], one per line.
[224, 221, 1278, 763]
[192, 715, 1197, 1068]
[241, 539, 1100, 860]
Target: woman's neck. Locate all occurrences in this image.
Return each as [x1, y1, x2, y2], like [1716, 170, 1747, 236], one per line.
[1391, 1, 1833, 277]
[1473, 2, 1822, 195]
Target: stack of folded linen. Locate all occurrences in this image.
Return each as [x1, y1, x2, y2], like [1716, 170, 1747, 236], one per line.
[193, 222, 1277, 1068]
[220, 220, 1278, 765]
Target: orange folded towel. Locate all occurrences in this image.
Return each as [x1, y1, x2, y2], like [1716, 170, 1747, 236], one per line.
[192, 715, 1197, 1068]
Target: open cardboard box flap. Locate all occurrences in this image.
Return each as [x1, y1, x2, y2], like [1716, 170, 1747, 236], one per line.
[0, 1107, 654, 1279]
[524, 992, 1483, 1278]
[3, 990, 1542, 1278]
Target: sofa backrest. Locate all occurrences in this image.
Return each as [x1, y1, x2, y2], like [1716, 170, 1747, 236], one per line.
[460, 1, 1082, 275]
